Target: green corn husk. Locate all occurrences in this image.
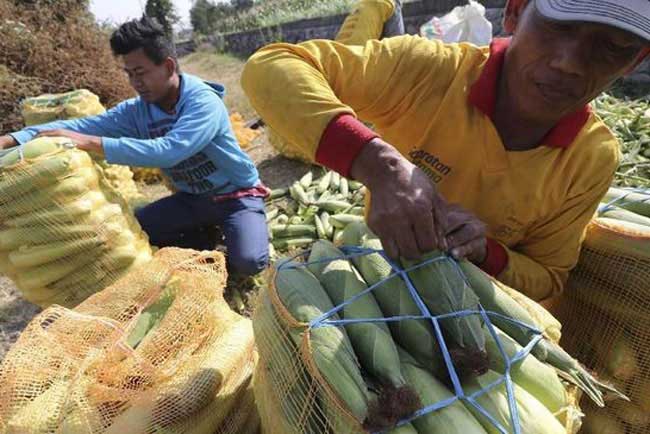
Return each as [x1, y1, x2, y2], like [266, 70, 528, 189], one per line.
[308, 241, 420, 425]
[274, 262, 369, 423]
[9, 238, 103, 269]
[348, 227, 446, 377]
[459, 260, 623, 407]
[484, 326, 567, 415]
[399, 349, 487, 434]
[126, 278, 178, 349]
[462, 370, 566, 434]
[300, 171, 313, 189]
[317, 172, 332, 194]
[402, 253, 487, 376]
[602, 187, 650, 217]
[0, 175, 92, 219]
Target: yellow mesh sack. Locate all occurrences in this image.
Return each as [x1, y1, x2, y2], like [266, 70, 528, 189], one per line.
[548, 217, 650, 434]
[253, 247, 584, 434]
[0, 247, 258, 434]
[21, 90, 146, 207]
[21, 89, 106, 127]
[0, 137, 152, 307]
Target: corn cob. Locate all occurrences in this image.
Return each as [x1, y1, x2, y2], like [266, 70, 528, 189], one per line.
[493, 279, 562, 343]
[340, 177, 349, 196]
[402, 253, 487, 376]
[4, 191, 104, 228]
[330, 214, 365, 229]
[9, 238, 103, 269]
[608, 400, 650, 426]
[584, 217, 650, 260]
[463, 370, 566, 434]
[300, 171, 313, 189]
[483, 326, 567, 415]
[399, 349, 487, 434]
[307, 241, 419, 425]
[350, 228, 446, 377]
[274, 262, 369, 422]
[126, 278, 178, 349]
[317, 172, 332, 193]
[587, 328, 639, 381]
[330, 171, 341, 190]
[314, 214, 328, 239]
[0, 174, 92, 219]
[270, 224, 317, 238]
[6, 381, 70, 433]
[321, 212, 333, 238]
[272, 237, 317, 250]
[290, 182, 311, 206]
[266, 208, 279, 221]
[315, 200, 352, 213]
[600, 205, 650, 226]
[349, 180, 363, 191]
[15, 247, 104, 291]
[603, 187, 650, 217]
[268, 188, 288, 200]
[0, 151, 91, 199]
[459, 260, 622, 406]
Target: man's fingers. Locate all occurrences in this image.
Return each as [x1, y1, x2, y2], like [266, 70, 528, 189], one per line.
[446, 224, 478, 251]
[413, 211, 437, 253]
[395, 224, 421, 260]
[431, 193, 448, 250]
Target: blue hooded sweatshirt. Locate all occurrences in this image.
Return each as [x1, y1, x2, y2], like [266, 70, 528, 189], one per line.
[11, 74, 260, 195]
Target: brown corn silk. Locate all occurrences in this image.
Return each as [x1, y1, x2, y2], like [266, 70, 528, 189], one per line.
[0, 247, 258, 434]
[547, 218, 650, 434]
[0, 144, 152, 307]
[254, 259, 582, 434]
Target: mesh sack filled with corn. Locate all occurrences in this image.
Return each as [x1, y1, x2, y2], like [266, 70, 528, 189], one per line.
[21, 89, 105, 127]
[0, 136, 153, 308]
[21, 89, 146, 207]
[0, 247, 259, 434]
[252, 223, 628, 434]
[546, 187, 650, 434]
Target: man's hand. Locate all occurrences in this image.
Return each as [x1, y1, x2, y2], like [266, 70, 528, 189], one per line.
[350, 138, 448, 259]
[444, 203, 488, 264]
[36, 129, 104, 155]
[0, 135, 17, 150]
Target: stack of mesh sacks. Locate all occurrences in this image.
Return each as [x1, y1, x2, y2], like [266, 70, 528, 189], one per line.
[254, 223, 625, 434]
[548, 187, 650, 434]
[0, 247, 259, 434]
[21, 89, 145, 208]
[0, 136, 152, 307]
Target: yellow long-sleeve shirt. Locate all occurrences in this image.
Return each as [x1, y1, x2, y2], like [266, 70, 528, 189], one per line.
[242, 35, 619, 301]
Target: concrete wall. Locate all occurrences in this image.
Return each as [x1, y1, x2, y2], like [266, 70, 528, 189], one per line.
[178, 0, 506, 57]
[177, 0, 649, 84]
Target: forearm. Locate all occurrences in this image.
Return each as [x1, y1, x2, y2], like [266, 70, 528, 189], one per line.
[0, 135, 17, 150]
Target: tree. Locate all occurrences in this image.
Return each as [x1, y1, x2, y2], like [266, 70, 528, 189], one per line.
[145, 0, 179, 39]
[190, 0, 214, 35]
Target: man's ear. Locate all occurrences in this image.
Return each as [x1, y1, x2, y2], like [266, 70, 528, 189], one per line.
[503, 0, 530, 34]
[164, 57, 177, 77]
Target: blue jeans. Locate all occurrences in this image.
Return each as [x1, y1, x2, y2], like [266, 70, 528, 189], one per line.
[135, 193, 269, 276]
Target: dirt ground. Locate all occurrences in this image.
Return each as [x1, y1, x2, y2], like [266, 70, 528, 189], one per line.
[0, 50, 312, 362]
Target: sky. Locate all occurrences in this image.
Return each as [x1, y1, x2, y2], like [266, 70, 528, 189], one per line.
[89, 0, 194, 29]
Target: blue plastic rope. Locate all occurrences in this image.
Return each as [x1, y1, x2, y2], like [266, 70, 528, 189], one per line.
[598, 187, 650, 214]
[276, 245, 545, 434]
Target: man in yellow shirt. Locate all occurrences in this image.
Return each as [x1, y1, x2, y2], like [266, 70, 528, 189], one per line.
[242, 0, 650, 300]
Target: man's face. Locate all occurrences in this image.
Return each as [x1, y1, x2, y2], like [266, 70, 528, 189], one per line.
[505, 1, 646, 122]
[121, 48, 175, 104]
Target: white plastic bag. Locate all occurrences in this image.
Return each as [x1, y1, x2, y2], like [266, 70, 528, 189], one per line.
[420, 0, 493, 46]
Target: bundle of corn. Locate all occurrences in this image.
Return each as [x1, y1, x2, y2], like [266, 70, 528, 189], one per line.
[0, 136, 152, 308]
[547, 186, 650, 434]
[253, 224, 623, 434]
[21, 89, 146, 207]
[0, 248, 259, 434]
[21, 89, 105, 126]
[265, 169, 367, 256]
[593, 94, 650, 188]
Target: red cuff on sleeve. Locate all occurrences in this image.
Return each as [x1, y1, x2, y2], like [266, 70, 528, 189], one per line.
[315, 114, 379, 177]
[479, 238, 508, 277]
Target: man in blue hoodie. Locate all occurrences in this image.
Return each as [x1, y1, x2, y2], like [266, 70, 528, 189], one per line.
[0, 17, 269, 276]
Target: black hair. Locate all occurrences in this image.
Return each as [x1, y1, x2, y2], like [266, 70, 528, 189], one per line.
[110, 16, 177, 65]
